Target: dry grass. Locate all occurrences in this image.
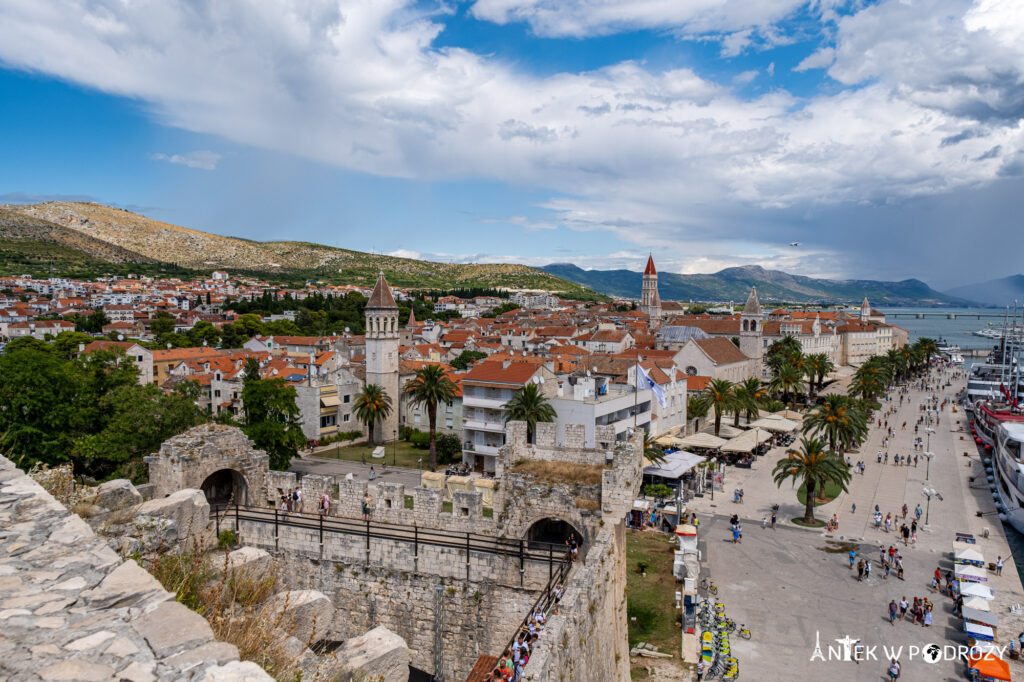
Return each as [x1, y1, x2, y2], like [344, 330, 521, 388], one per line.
[508, 459, 605, 486]
[574, 497, 601, 512]
[29, 462, 85, 507]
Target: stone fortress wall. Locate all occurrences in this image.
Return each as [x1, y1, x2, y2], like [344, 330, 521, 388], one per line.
[0, 455, 271, 682]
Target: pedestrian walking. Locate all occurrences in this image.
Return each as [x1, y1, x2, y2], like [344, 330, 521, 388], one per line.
[293, 487, 303, 514]
[318, 493, 330, 516]
[901, 504, 908, 519]
[362, 494, 372, 521]
[864, 561, 871, 580]
[888, 658, 901, 680]
[997, 556, 1004, 576]
[771, 512, 777, 529]
[899, 597, 908, 620]
[762, 515, 768, 529]
[849, 550, 857, 569]
[732, 526, 740, 544]
[851, 502, 856, 514]
[889, 600, 898, 624]
[857, 559, 864, 581]
[923, 605, 933, 627]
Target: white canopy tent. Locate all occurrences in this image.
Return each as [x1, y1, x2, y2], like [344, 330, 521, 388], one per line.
[643, 451, 707, 480]
[772, 410, 805, 422]
[655, 435, 684, 447]
[677, 433, 728, 449]
[721, 430, 772, 454]
[954, 546, 986, 565]
[960, 583, 995, 600]
[705, 424, 745, 439]
[747, 416, 799, 432]
[964, 596, 991, 612]
[955, 564, 988, 583]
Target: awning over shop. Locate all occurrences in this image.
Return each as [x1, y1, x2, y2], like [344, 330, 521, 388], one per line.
[721, 429, 774, 453]
[655, 435, 684, 447]
[705, 424, 745, 439]
[960, 583, 995, 600]
[678, 433, 728, 449]
[964, 596, 991, 611]
[967, 653, 1011, 681]
[963, 606, 999, 628]
[644, 451, 706, 479]
[954, 546, 986, 565]
[319, 395, 341, 407]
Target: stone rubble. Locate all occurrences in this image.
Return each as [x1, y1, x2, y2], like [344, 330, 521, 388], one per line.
[0, 455, 273, 682]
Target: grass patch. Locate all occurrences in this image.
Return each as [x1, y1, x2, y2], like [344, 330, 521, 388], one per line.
[625, 530, 679, 654]
[442, 501, 453, 514]
[318, 441, 428, 469]
[404, 495, 414, 510]
[796, 480, 843, 506]
[792, 517, 827, 528]
[508, 459, 606, 486]
[575, 497, 601, 512]
[482, 507, 493, 518]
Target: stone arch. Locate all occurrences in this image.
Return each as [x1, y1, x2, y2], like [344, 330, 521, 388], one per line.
[146, 424, 269, 506]
[200, 468, 249, 506]
[527, 517, 585, 553]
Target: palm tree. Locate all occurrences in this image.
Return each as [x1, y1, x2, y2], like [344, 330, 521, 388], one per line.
[885, 349, 907, 383]
[769, 364, 802, 408]
[404, 364, 458, 470]
[688, 394, 710, 433]
[354, 384, 393, 447]
[702, 379, 734, 437]
[808, 353, 835, 396]
[766, 336, 802, 374]
[802, 395, 868, 454]
[916, 338, 938, 369]
[504, 382, 556, 443]
[772, 437, 852, 524]
[731, 377, 765, 427]
[643, 431, 668, 464]
[851, 358, 891, 401]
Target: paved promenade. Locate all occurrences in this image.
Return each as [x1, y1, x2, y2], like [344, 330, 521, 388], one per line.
[686, 365, 1024, 681]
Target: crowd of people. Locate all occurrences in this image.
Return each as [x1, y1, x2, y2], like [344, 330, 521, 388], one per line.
[484, 600, 556, 680]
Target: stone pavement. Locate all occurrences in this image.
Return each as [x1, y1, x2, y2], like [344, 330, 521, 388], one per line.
[688, 365, 1024, 681]
[0, 456, 272, 682]
[290, 455, 423, 489]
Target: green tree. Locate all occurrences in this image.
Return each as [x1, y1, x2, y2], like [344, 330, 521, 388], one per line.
[435, 433, 462, 465]
[732, 377, 766, 426]
[643, 483, 673, 501]
[354, 384, 394, 448]
[234, 313, 265, 338]
[503, 382, 556, 443]
[769, 363, 802, 408]
[264, 319, 302, 336]
[643, 431, 668, 464]
[3, 336, 52, 354]
[240, 358, 305, 470]
[772, 437, 851, 524]
[450, 350, 487, 370]
[0, 348, 77, 467]
[149, 311, 176, 338]
[82, 308, 110, 334]
[187, 321, 221, 348]
[805, 353, 835, 397]
[766, 336, 802, 374]
[403, 365, 458, 470]
[51, 331, 94, 359]
[688, 394, 710, 433]
[488, 302, 520, 316]
[219, 323, 245, 349]
[802, 395, 868, 455]
[701, 378, 734, 437]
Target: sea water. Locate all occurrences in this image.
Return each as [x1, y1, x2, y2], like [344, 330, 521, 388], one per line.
[881, 308, 1024, 577]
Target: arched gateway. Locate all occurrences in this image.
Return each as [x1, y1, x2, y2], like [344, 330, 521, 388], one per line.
[145, 424, 268, 506]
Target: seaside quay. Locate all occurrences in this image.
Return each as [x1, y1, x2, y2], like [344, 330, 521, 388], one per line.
[685, 365, 1024, 681]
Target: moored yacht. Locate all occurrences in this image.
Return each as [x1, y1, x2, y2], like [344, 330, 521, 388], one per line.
[991, 419, 1024, 535]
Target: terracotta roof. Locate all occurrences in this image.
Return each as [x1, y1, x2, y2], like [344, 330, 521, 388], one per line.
[694, 338, 749, 365]
[463, 360, 542, 385]
[82, 340, 138, 353]
[366, 271, 397, 308]
[644, 254, 656, 275]
[667, 318, 740, 335]
[687, 375, 711, 391]
[153, 347, 223, 363]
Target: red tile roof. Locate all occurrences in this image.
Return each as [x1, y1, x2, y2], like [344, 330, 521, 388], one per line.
[694, 338, 749, 365]
[463, 360, 543, 385]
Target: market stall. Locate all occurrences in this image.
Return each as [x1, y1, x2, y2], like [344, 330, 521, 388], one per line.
[961, 583, 996, 600]
[965, 621, 996, 642]
[967, 652, 1011, 682]
[955, 546, 986, 567]
[956, 565, 989, 583]
[963, 606, 999, 636]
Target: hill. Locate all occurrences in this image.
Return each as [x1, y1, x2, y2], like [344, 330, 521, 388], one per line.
[0, 202, 599, 295]
[944, 275, 1024, 307]
[540, 263, 973, 306]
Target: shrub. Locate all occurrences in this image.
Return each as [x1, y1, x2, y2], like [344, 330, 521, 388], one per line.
[410, 431, 430, 449]
[436, 433, 462, 464]
[400, 426, 414, 441]
[217, 529, 238, 549]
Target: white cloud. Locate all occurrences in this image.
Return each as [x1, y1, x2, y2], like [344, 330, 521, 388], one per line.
[0, 0, 1021, 280]
[387, 248, 423, 259]
[150, 151, 221, 170]
[732, 69, 759, 85]
[793, 46, 834, 71]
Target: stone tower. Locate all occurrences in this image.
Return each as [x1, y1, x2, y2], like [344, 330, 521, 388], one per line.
[859, 297, 870, 322]
[740, 285, 763, 377]
[365, 271, 400, 444]
[639, 254, 662, 326]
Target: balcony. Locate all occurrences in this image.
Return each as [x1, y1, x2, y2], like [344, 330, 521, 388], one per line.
[464, 443, 501, 456]
[462, 419, 506, 433]
[462, 395, 508, 410]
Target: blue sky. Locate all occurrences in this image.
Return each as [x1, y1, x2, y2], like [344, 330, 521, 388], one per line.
[1, 0, 1022, 289]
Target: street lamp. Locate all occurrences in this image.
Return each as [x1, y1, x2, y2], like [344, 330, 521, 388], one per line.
[392, 428, 398, 467]
[924, 451, 934, 483]
[922, 486, 940, 530]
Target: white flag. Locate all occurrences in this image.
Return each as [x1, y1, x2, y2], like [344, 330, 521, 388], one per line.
[636, 363, 667, 408]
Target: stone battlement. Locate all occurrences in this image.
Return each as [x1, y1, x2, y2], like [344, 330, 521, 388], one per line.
[0, 456, 271, 682]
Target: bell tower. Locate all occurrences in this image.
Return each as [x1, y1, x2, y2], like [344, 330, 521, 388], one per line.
[740, 286, 763, 377]
[365, 271, 400, 444]
[639, 254, 662, 327]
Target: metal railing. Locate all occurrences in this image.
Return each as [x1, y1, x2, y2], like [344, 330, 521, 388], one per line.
[212, 504, 570, 572]
[496, 548, 574, 669]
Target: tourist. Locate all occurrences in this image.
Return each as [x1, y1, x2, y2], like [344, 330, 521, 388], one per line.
[279, 494, 289, 515]
[997, 556, 1004, 576]
[923, 605, 933, 627]
[319, 493, 330, 516]
[553, 583, 565, 616]
[567, 534, 579, 561]
[293, 487, 302, 513]
[696, 659, 707, 681]
[864, 560, 871, 580]
[732, 526, 740, 544]
[889, 600, 898, 624]
[857, 559, 865, 581]
[770, 512, 777, 529]
[368, 466, 376, 481]
[901, 504, 908, 519]
[849, 550, 857, 569]
[851, 502, 856, 514]
[888, 658, 901, 680]
[362, 494, 372, 521]
[915, 504, 923, 520]
[899, 596, 908, 620]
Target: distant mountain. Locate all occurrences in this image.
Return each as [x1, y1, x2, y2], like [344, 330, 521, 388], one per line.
[540, 263, 974, 306]
[944, 275, 1024, 308]
[0, 202, 598, 295]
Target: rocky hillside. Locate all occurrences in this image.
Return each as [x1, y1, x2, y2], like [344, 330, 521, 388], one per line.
[0, 202, 596, 293]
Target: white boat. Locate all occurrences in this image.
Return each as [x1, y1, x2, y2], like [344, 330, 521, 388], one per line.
[991, 418, 1024, 535]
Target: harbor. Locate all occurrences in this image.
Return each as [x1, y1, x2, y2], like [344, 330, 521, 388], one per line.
[684, 364, 1024, 681]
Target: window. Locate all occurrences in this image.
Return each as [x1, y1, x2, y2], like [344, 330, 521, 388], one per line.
[446, 418, 453, 428]
[414, 414, 421, 425]
[214, 390, 221, 397]
[446, 404, 454, 414]
[320, 414, 337, 428]
[343, 414, 350, 422]
[343, 394, 350, 403]
[686, 366, 698, 376]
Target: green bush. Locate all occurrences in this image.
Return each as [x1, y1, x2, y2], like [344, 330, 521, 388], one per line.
[400, 426, 414, 441]
[410, 431, 430, 449]
[217, 529, 237, 549]
[643, 484, 673, 501]
[436, 433, 462, 464]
